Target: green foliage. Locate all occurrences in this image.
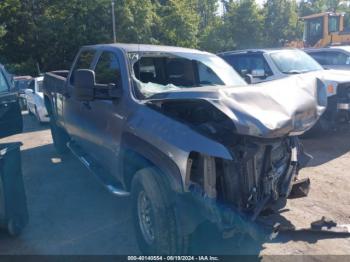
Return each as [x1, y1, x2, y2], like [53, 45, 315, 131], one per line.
[263, 0, 301, 47]
[2, 0, 350, 75]
[156, 0, 200, 48]
[225, 0, 264, 49]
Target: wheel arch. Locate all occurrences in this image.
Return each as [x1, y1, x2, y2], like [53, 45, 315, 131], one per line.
[121, 133, 184, 194]
[44, 95, 53, 116]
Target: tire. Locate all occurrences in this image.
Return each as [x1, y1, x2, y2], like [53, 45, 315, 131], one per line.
[7, 217, 23, 237]
[131, 167, 189, 255]
[49, 113, 70, 155]
[34, 106, 42, 123]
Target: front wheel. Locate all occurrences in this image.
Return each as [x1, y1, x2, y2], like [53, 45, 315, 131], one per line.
[131, 168, 189, 255]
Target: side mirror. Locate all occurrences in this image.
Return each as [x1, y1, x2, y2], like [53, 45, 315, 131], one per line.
[74, 69, 95, 101]
[107, 83, 123, 99]
[251, 69, 266, 78]
[244, 74, 253, 84]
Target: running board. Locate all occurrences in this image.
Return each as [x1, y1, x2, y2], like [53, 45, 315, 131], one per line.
[67, 141, 130, 197]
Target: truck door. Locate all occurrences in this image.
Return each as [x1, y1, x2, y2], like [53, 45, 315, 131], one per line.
[78, 50, 125, 176]
[63, 49, 97, 143]
[0, 69, 23, 139]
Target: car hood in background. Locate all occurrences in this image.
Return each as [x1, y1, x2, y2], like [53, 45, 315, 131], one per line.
[302, 69, 350, 83]
[148, 75, 327, 138]
[321, 69, 350, 83]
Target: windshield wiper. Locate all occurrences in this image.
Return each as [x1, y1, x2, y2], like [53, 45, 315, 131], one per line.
[282, 69, 317, 74]
[282, 70, 304, 74]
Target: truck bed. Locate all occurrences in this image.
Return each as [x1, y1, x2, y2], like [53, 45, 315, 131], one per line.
[43, 70, 69, 97]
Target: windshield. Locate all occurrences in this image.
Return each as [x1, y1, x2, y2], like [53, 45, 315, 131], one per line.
[15, 79, 31, 90]
[270, 50, 323, 74]
[129, 52, 246, 98]
[0, 69, 9, 92]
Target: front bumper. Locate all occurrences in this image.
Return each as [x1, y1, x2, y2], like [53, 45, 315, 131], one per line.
[176, 176, 310, 243]
[186, 185, 280, 241]
[337, 102, 350, 111]
[334, 84, 350, 120]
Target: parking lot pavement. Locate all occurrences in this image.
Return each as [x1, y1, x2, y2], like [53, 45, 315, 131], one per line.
[0, 112, 349, 256]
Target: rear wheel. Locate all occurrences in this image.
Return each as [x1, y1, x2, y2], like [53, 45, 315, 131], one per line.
[7, 217, 24, 237]
[131, 168, 189, 255]
[34, 106, 42, 123]
[49, 112, 70, 155]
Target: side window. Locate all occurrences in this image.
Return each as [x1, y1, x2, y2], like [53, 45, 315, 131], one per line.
[70, 50, 96, 85]
[223, 54, 273, 78]
[94, 52, 122, 86]
[197, 62, 224, 86]
[0, 71, 9, 92]
[308, 52, 327, 65]
[327, 52, 350, 65]
[310, 51, 350, 65]
[28, 80, 35, 91]
[329, 16, 340, 33]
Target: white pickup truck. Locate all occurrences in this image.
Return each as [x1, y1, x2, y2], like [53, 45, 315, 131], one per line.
[25, 76, 49, 123]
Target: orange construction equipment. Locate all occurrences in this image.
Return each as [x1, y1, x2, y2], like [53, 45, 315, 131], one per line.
[286, 12, 350, 48]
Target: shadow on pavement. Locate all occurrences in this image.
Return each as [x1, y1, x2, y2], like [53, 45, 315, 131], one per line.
[1, 115, 348, 255]
[0, 143, 137, 255]
[21, 112, 49, 134]
[301, 125, 350, 167]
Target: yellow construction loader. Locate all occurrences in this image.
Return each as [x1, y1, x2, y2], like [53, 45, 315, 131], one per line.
[287, 12, 350, 48]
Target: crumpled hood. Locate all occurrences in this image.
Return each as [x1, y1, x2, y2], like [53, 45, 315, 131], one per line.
[148, 75, 327, 138]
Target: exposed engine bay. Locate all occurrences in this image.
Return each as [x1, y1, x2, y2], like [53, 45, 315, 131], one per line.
[153, 99, 301, 219]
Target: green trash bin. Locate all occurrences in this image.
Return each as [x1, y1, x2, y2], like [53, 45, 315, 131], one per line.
[0, 142, 28, 236]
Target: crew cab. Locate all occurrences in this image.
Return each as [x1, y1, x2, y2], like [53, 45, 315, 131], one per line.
[43, 44, 325, 254]
[219, 48, 350, 130]
[0, 64, 23, 138]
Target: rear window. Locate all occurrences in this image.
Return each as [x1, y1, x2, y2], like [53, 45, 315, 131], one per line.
[37, 80, 44, 92]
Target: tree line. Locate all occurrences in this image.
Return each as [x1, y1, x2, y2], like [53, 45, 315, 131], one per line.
[1, 0, 350, 75]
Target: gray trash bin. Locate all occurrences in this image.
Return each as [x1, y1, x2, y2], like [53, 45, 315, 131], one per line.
[0, 142, 28, 236]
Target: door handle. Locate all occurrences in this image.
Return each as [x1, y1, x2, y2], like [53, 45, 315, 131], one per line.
[82, 101, 91, 110]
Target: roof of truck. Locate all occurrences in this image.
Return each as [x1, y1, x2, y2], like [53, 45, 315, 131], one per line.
[218, 48, 299, 56]
[84, 43, 211, 55]
[304, 46, 350, 53]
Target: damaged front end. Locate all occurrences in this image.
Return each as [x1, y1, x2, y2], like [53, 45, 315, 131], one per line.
[182, 136, 310, 241]
[127, 52, 326, 241]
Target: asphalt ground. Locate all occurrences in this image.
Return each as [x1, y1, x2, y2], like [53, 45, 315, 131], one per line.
[0, 112, 349, 258]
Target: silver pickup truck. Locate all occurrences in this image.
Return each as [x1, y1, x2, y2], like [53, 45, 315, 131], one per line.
[43, 44, 326, 254]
